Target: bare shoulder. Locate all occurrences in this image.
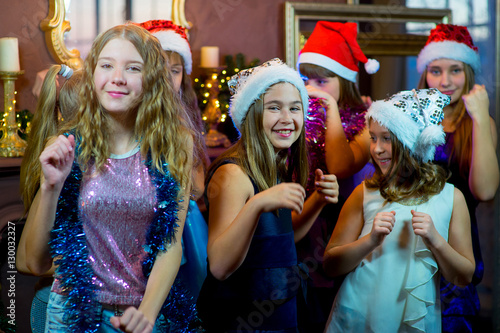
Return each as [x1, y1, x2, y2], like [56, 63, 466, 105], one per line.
[330, 183, 365, 246]
[207, 163, 254, 203]
[452, 187, 466, 206]
[451, 187, 470, 224]
[347, 183, 364, 205]
[337, 183, 364, 218]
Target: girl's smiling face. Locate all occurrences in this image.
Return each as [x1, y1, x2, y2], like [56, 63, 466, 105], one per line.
[369, 120, 392, 175]
[94, 38, 144, 114]
[262, 82, 304, 153]
[425, 58, 466, 105]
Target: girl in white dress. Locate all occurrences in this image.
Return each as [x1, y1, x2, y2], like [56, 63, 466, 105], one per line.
[323, 88, 475, 333]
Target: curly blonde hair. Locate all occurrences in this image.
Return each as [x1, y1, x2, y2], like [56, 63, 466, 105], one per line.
[61, 24, 194, 191]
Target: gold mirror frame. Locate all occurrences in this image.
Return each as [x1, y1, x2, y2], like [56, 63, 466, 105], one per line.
[41, 0, 190, 70]
[284, 2, 452, 68]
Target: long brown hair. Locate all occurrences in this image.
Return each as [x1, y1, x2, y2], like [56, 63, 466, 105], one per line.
[298, 63, 364, 108]
[418, 63, 475, 178]
[62, 24, 194, 191]
[208, 87, 309, 192]
[165, 51, 209, 172]
[365, 121, 448, 203]
[20, 65, 82, 211]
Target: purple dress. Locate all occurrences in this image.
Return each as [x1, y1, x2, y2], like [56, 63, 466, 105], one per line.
[434, 132, 482, 332]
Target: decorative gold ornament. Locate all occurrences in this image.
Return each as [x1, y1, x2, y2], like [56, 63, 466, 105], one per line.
[0, 70, 27, 157]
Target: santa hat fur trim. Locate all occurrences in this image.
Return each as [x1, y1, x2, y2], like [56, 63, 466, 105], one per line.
[153, 30, 193, 75]
[367, 100, 420, 156]
[229, 59, 309, 131]
[299, 52, 358, 82]
[366, 88, 448, 162]
[417, 40, 481, 75]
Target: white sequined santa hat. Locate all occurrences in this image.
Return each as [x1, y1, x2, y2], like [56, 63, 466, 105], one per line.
[297, 21, 379, 83]
[417, 24, 481, 74]
[137, 20, 193, 74]
[228, 58, 309, 131]
[366, 88, 450, 162]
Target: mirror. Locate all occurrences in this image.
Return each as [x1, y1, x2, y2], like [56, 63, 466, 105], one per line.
[284, 2, 451, 99]
[284, 2, 451, 67]
[41, 0, 190, 69]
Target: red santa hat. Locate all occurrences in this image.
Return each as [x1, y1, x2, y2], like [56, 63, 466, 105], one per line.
[417, 24, 481, 74]
[297, 21, 379, 83]
[137, 20, 193, 75]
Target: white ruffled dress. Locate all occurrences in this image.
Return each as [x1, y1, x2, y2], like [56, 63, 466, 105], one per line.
[325, 182, 454, 333]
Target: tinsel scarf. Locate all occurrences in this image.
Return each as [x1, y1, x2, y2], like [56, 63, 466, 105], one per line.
[49, 147, 191, 332]
[305, 98, 367, 194]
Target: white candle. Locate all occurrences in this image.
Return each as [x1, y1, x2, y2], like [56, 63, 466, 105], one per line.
[0, 37, 20, 72]
[200, 46, 219, 68]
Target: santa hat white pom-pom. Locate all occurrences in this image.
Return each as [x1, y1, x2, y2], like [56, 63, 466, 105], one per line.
[365, 58, 380, 74]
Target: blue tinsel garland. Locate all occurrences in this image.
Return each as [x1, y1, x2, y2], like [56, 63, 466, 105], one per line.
[144, 156, 204, 332]
[49, 146, 201, 332]
[50, 152, 101, 332]
[142, 154, 180, 277]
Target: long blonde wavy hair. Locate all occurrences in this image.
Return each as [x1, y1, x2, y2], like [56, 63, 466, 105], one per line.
[62, 24, 194, 191]
[20, 65, 82, 211]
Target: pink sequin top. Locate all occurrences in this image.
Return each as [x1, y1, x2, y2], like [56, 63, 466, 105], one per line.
[52, 147, 157, 306]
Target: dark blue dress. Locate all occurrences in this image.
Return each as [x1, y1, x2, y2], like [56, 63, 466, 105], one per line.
[197, 161, 302, 333]
[434, 132, 482, 332]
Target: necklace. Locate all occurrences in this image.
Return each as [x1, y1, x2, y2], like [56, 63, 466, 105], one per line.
[398, 195, 429, 206]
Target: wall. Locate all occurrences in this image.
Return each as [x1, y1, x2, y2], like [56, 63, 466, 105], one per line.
[186, 0, 344, 78]
[0, 0, 344, 113]
[0, 1, 55, 114]
[0, 4, 54, 332]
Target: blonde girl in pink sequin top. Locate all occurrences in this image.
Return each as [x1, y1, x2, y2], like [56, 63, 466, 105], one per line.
[22, 24, 194, 333]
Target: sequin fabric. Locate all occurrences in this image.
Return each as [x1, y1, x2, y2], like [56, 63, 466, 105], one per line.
[49, 138, 204, 332]
[305, 98, 367, 195]
[52, 148, 156, 305]
[382, 88, 447, 129]
[425, 24, 478, 51]
[228, 58, 284, 95]
[84, 149, 156, 305]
